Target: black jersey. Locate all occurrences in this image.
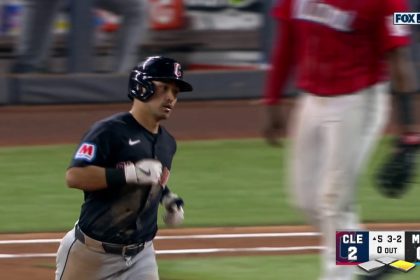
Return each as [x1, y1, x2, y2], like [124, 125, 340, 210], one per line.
[69, 112, 177, 244]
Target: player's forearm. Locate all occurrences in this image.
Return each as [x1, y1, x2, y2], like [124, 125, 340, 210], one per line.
[394, 93, 419, 133]
[66, 160, 163, 191]
[66, 166, 108, 191]
[388, 46, 419, 132]
[389, 47, 416, 93]
[264, 20, 295, 105]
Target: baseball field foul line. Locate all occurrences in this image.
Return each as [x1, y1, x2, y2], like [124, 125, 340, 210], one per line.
[0, 231, 320, 245]
[0, 253, 57, 259]
[156, 232, 320, 239]
[0, 246, 322, 259]
[0, 231, 321, 259]
[0, 239, 61, 245]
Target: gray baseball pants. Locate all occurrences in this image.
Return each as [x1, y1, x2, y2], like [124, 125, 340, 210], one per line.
[55, 227, 159, 280]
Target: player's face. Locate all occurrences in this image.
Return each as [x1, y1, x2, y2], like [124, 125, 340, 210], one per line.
[148, 80, 179, 120]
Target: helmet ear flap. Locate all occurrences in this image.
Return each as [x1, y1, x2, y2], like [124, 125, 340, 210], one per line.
[129, 56, 192, 101]
[128, 78, 155, 101]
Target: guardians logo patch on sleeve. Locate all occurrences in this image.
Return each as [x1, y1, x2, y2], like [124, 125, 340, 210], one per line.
[75, 143, 96, 161]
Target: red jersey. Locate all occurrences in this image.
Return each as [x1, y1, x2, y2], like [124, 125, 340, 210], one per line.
[264, 0, 411, 104]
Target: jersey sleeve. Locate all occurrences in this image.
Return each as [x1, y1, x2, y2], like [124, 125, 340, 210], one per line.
[379, 0, 411, 52]
[263, 0, 296, 105]
[165, 135, 177, 171]
[272, 0, 292, 20]
[69, 122, 116, 168]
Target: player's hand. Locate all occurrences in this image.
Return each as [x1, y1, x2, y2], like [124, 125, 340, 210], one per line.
[124, 159, 163, 186]
[263, 104, 287, 147]
[163, 206, 184, 227]
[162, 191, 184, 212]
[376, 132, 420, 198]
[162, 191, 184, 227]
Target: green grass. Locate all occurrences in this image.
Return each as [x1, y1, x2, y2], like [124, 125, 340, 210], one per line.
[159, 254, 420, 280]
[0, 145, 82, 232]
[37, 254, 420, 280]
[0, 138, 419, 232]
[159, 255, 320, 280]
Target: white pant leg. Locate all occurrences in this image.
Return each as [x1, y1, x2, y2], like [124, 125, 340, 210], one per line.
[289, 83, 390, 280]
[318, 98, 364, 280]
[355, 83, 391, 179]
[317, 84, 390, 280]
[343, 83, 391, 232]
[289, 93, 324, 229]
[15, 0, 61, 71]
[96, 0, 145, 72]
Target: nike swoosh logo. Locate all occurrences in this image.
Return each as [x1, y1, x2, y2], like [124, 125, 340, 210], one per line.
[129, 139, 141, 146]
[138, 167, 151, 176]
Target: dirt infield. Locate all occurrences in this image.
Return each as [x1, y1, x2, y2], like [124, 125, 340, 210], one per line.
[2, 224, 420, 280]
[0, 100, 268, 146]
[0, 98, 406, 146]
[0, 100, 417, 279]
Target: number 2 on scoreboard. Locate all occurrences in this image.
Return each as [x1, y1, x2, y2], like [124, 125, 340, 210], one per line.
[348, 246, 358, 261]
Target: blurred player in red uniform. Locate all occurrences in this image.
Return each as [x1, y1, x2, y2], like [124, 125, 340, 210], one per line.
[263, 0, 419, 279]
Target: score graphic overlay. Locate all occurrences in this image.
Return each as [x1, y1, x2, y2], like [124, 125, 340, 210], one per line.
[336, 231, 369, 264]
[405, 231, 420, 263]
[336, 231, 420, 274]
[369, 231, 405, 260]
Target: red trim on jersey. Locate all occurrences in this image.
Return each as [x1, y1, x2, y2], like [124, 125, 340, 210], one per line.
[264, 19, 296, 105]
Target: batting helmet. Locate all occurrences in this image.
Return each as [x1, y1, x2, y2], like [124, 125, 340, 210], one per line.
[128, 56, 193, 101]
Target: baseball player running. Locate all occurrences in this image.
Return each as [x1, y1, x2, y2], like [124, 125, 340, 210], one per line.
[55, 56, 191, 280]
[263, 1, 419, 280]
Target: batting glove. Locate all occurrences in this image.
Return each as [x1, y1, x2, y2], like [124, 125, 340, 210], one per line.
[162, 191, 184, 227]
[124, 159, 162, 186]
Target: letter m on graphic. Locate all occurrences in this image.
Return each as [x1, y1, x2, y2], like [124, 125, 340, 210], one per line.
[75, 143, 96, 161]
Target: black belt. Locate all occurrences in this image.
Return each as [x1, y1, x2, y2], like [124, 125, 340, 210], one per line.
[74, 225, 145, 257]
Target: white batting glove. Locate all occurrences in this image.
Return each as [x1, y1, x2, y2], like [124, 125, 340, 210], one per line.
[124, 159, 162, 186]
[162, 191, 184, 227]
[163, 206, 184, 227]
